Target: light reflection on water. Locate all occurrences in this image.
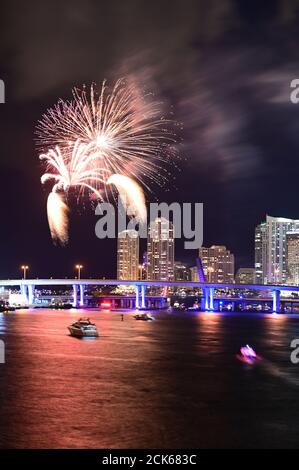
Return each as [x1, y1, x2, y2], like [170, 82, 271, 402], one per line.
[0, 309, 299, 448]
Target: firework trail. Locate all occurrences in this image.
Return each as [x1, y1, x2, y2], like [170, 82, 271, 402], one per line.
[40, 139, 108, 198]
[107, 174, 147, 224]
[47, 192, 69, 245]
[37, 79, 177, 243]
[40, 139, 110, 242]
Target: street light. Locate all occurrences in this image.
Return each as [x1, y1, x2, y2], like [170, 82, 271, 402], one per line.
[75, 264, 83, 280]
[21, 265, 29, 280]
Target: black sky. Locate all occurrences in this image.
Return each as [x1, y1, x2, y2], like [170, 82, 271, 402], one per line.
[1, 0, 299, 278]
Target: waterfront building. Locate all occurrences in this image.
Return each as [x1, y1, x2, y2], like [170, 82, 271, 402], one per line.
[146, 218, 174, 281]
[235, 268, 255, 284]
[117, 230, 139, 280]
[254, 215, 299, 284]
[198, 245, 235, 284]
[254, 222, 268, 284]
[286, 232, 299, 285]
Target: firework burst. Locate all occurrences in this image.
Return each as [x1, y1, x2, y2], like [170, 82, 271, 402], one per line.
[37, 78, 178, 244]
[37, 79, 177, 191]
[40, 139, 110, 244]
[40, 139, 108, 199]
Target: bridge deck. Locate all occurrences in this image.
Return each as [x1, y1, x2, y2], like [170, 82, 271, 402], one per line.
[1, 279, 299, 292]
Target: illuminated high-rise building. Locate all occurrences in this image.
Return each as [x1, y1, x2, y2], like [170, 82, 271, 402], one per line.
[147, 218, 174, 281]
[254, 222, 267, 284]
[254, 215, 299, 284]
[117, 230, 139, 280]
[198, 245, 234, 284]
[286, 232, 299, 285]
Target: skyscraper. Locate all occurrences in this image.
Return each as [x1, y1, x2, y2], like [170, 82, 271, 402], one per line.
[254, 215, 299, 284]
[286, 232, 299, 285]
[254, 222, 267, 284]
[117, 230, 139, 280]
[198, 245, 234, 284]
[147, 218, 174, 281]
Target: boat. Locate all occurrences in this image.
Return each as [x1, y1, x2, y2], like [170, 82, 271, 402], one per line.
[134, 313, 153, 321]
[68, 318, 99, 337]
[236, 344, 262, 365]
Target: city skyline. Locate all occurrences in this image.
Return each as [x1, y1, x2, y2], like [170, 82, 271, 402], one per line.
[2, 2, 299, 280]
[114, 213, 299, 286]
[7, 211, 299, 284]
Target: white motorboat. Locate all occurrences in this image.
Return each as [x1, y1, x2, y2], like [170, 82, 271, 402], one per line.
[68, 318, 99, 337]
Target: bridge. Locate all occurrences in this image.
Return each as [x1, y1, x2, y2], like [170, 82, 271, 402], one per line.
[1, 278, 299, 312]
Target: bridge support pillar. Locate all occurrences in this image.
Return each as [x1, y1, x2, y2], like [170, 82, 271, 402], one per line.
[141, 285, 146, 309]
[272, 289, 281, 313]
[209, 287, 214, 311]
[79, 284, 85, 307]
[20, 284, 27, 299]
[72, 284, 78, 307]
[28, 285, 35, 305]
[135, 285, 140, 309]
[201, 287, 209, 311]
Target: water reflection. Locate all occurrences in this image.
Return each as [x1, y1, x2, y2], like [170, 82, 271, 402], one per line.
[0, 309, 299, 448]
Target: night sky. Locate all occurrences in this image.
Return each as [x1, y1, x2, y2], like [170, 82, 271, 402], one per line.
[1, 0, 299, 279]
